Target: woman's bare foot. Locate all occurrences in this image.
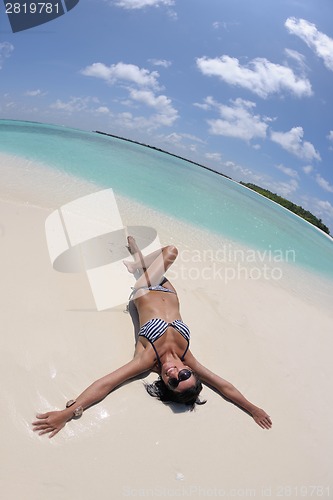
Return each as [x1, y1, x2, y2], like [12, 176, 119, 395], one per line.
[126, 236, 140, 256]
[123, 236, 141, 274]
[124, 236, 148, 277]
[123, 259, 138, 274]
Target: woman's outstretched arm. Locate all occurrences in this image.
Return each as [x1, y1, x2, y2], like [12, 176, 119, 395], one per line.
[186, 353, 272, 429]
[32, 352, 151, 438]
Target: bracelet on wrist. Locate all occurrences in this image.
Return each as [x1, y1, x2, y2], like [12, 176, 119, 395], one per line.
[66, 400, 83, 418]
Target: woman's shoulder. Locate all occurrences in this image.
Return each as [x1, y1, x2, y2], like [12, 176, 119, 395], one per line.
[182, 350, 199, 370]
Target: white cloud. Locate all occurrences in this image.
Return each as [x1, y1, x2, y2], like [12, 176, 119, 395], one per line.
[24, 89, 46, 97]
[193, 101, 210, 111]
[228, 161, 300, 198]
[212, 21, 238, 31]
[81, 62, 160, 89]
[302, 165, 313, 174]
[81, 60, 177, 129]
[285, 17, 333, 71]
[276, 163, 299, 178]
[164, 132, 204, 144]
[212, 21, 222, 30]
[110, 111, 171, 131]
[161, 132, 204, 146]
[0, 42, 14, 70]
[264, 179, 299, 198]
[316, 174, 333, 193]
[50, 96, 100, 113]
[200, 96, 269, 141]
[223, 160, 265, 184]
[128, 88, 178, 125]
[179, 133, 205, 144]
[4, 101, 18, 110]
[149, 59, 172, 68]
[196, 54, 312, 98]
[95, 106, 110, 114]
[162, 132, 183, 144]
[221, 161, 300, 199]
[315, 200, 333, 218]
[157, 132, 204, 155]
[327, 131, 333, 142]
[241, 174, 299, 197]
[284, 48, 308, 72]
[111, 0, 174, 9]
[205, 152, 222, 162]
[270, 126, 321, 161]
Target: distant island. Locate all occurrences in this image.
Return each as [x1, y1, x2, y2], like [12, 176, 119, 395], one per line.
[94, 131, 330, 236]
[95, 130, 232, 180]
[240, 182, 331, 236]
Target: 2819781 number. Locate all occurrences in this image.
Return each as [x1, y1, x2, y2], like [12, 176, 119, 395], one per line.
[5, 3, 60, 14]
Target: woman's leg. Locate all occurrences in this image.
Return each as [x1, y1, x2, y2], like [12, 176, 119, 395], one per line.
[124, 236, 163, 274]
[125, 236, 178, 288]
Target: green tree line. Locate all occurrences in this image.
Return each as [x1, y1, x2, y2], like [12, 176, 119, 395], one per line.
[240, 182, 331, 235]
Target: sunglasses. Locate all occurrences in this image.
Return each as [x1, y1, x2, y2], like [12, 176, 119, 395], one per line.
[168, 369, 193, 388]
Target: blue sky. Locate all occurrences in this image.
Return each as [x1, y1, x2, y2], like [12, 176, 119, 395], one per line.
[1, 0, 333, 232]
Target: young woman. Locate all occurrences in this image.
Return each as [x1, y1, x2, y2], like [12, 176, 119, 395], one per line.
[33, 237, 272, 437]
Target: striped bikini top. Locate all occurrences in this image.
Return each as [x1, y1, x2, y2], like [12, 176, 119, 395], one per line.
[138, 318, 190, 366]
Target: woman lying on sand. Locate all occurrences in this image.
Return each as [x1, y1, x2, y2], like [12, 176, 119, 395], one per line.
[33, 236, 272, 437]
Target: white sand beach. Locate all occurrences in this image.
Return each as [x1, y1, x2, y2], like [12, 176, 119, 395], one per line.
[1, 152, 332, 499]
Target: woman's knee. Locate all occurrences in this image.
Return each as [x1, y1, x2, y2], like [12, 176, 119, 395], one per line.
[164, 245, 178, 262]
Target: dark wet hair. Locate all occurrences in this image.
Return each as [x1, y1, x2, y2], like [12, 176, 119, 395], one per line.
[143, 373, 207, 411]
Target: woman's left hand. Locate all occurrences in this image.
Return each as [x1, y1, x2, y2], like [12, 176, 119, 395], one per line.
[252, 408, 272, 429]
[32, 410, 70, 438]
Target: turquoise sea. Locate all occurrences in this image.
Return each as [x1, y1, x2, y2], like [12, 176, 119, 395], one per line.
[1, 119, 333, 280]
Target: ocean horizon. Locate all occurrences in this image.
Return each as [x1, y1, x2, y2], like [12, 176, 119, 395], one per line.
[1, 119, 333, 280]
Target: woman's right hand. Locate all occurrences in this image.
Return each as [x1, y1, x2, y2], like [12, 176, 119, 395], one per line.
[32, 410, 70, 438]
[251, 407, 272, 429]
